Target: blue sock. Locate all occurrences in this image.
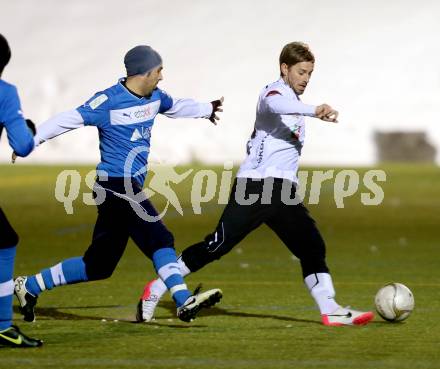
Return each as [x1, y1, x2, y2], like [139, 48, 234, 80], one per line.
[25, 256, 88, 296]
[152, 248, 191, 307]
[0, 246, 16, 331]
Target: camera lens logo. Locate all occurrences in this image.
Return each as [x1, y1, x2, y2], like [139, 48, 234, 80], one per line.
[124, 146, 192, 222]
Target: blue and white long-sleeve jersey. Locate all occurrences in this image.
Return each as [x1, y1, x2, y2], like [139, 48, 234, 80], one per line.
[237, 78, 316, 184]
[0, 80, 34, 157]
[34, 79, 213, 185]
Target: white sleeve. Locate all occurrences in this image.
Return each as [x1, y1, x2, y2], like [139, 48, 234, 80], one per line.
[34, 109, 84, 147]
[264, 94, 316, 117]
[162, 98, 213, 119]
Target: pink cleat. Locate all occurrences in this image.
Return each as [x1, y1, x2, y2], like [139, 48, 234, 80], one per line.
[322, 306, 374, 326]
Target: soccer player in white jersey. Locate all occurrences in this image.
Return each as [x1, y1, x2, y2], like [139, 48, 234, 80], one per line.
[137, 42, 374, 326]
[14, 45, 223, 324]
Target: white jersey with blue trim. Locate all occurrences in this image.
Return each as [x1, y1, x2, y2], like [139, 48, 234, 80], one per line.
[34, 79, 212, 185]
[237, 78, 316, 184]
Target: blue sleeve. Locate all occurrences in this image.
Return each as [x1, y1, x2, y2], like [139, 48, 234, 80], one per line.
[76, 92, 110, 127]
[158, 89, 173, 113]
[0, 85, 34, 157]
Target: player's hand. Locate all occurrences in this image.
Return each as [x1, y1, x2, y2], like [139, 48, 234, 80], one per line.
[11, 152, 17, 164]
[315, 104, 338, 123]
[321, 110, 338, 123]
[209, 96, 224, 125]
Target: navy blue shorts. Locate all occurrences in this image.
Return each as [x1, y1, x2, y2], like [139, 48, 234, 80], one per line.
[82, 178, 174, 281]
[0, 207, 19, 249]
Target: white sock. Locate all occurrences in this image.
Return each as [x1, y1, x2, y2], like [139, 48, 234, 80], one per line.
[152, 256, 191, 298]
[304, 273, 340, 314]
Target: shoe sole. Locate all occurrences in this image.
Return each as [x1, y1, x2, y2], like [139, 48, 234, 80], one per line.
[135, 300, 144, 322]
[322, 311, 375, 326]
[178, 289, 223, 323]
[14, 297, 36, 323]
[353, 312, 374, 325]
[200, 290, 223, 309]
[19, 308, 36, 323]
[14, 277, 37, 323]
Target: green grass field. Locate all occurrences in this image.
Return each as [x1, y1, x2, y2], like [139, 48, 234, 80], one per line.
[0, 164, 439, 369]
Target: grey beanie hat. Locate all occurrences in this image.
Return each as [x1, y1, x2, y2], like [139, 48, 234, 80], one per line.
[124, 45, 162, 77]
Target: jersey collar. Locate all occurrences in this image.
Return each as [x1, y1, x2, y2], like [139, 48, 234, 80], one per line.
[118, 78, 152, 101]
[278, 77, 300, 100]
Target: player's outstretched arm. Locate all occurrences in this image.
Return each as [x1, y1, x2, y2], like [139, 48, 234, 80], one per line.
[160, 90, 224, 123]
[265, 92, 338, 123]
[12, 109, 84, 163]
[264, 92, 316, 117]
[33, 109, 85, 147]
[264, 91, 338, 123]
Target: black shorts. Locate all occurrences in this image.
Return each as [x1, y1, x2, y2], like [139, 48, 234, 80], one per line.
[82, 178, 174, 281]
[0, 207, 19, 249]
[182, 177, 329, 278]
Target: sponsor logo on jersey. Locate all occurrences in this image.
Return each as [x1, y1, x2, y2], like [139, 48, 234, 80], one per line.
[110, 100, 161, 125]
[130, 127, 152, 142]
[249, 133, 269, 169]
[89, 94, 108, 110]
[291, 124, 301, 139]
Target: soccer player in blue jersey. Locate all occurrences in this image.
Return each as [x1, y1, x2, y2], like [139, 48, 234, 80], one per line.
[0, 34, 43, 347]
[14, 45, 223, 323]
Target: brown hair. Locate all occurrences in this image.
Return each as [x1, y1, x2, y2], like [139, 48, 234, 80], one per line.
[279, 42, 314, 75]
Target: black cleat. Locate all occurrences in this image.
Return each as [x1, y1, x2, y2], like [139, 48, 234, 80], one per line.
[0, 325, 43, 348]
[14, 276, 38, 322]
[177, 286, 222, 323]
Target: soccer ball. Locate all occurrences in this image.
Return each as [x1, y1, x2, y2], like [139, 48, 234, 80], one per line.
[374, 283, 414, 322]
